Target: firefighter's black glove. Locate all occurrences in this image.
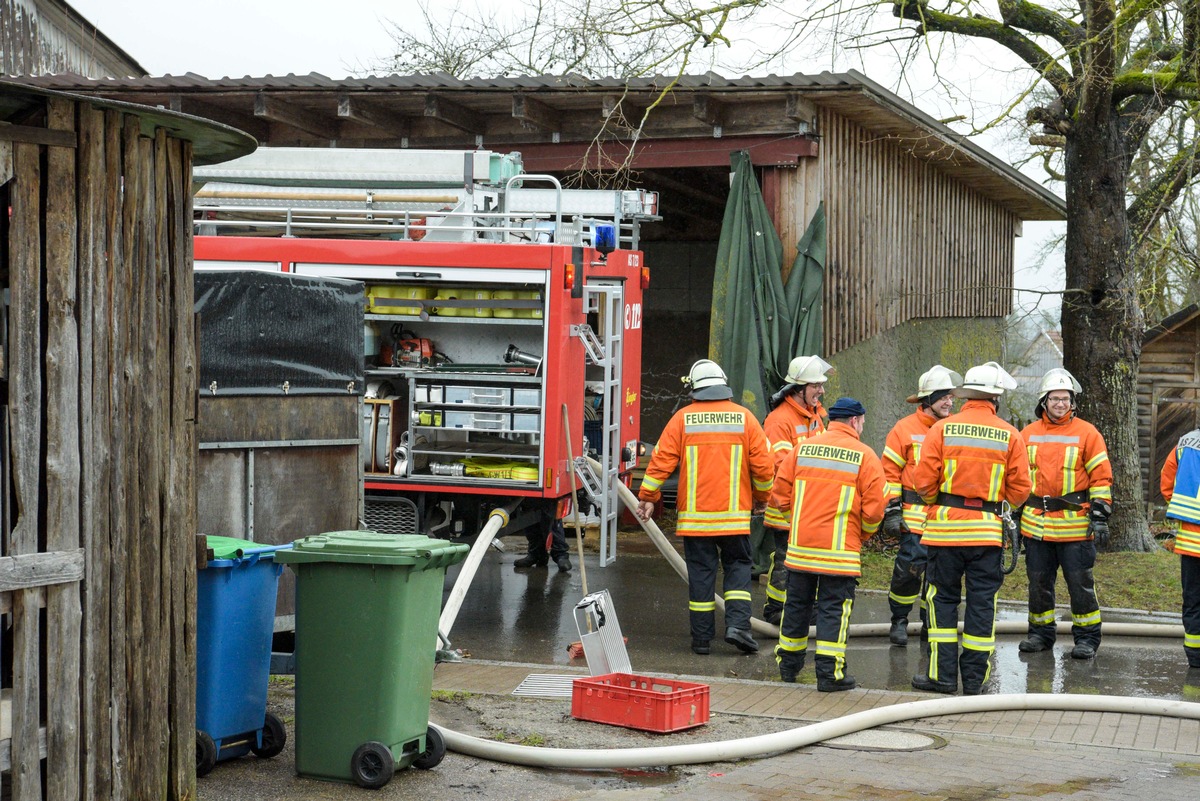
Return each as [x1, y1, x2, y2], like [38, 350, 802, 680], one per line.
[1088, 499, 1112, 548]
[882, 500, 907, 539]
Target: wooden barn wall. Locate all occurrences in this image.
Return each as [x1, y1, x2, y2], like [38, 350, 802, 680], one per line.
[2, 97, 197, 801]
[1137, 318, 1200, 506]
[0, 0, 140, 78]
[768, 109, 1018, 356]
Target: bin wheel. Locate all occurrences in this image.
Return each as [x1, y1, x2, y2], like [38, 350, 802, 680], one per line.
[413, 725, 445, 770]
[251, 712, 286, 759]
[350, 741, 395, 789]
[195, 730, 218, 778]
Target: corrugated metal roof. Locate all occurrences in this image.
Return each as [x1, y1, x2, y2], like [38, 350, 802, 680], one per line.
[16, 68, 1064, 219]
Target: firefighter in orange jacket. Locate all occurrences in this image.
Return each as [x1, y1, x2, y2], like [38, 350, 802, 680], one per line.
[910, 362, 1031, 696]
[1018, 368, 1112, 659]
[770, 397, 885, 692]
[1161, 427, 1200, 669]
[881, 365, 962, 647]
[761, 355, 832, 625]
[637, 359, 774, 655]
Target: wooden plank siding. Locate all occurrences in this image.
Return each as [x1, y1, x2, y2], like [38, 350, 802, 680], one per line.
[767, 109, 1017, 356]
[1, 94, 199, 801]
[1138, 315, 1200, 507]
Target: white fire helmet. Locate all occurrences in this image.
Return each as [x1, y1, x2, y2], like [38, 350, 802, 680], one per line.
[954, 361, 1018, 398]
[1038, 368, 1082, 398]
[785, 355, 834, 385]
[683, 359, 733, 400]
[906, 364, 963, 404]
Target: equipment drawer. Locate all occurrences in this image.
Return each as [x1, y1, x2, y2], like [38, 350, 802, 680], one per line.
[444, 411, 509, 430]
[445, 386, 511, 406]
[511, 413, 540, 432]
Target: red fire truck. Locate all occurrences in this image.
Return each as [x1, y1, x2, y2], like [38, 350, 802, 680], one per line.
[192, 148, 657, 564]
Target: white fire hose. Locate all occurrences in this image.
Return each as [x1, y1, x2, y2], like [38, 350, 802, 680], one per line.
[437, 500, 520, 648]
[427, 462, 1192, 770]
[434, 692, 1200, 768]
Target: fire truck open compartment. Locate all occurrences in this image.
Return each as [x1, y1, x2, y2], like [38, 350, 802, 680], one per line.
[192, 148, 658, 565]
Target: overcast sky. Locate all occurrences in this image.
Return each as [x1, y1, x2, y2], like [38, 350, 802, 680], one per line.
[67, 0, 1065, 321]
[70, 0, 401, 78]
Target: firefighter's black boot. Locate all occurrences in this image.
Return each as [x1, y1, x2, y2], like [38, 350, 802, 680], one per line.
[724, 627, 759, 654]
[817, 674, 856, 693]
[911, 673, 956, 694]
[889, 618, 909, 647]
[554, 555, 572, 572]
[514, 551, 548, 569]
[1071, 642, 1096, 659]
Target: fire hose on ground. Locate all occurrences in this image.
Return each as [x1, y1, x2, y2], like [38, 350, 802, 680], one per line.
[429, 463, 1192, 769]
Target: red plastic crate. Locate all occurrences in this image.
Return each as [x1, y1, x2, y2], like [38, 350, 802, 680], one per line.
[571, 673, 710, 733]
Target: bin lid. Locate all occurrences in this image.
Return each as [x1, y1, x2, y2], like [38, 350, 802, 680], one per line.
[276, 530, 469, 568]
[202, 535, 293, 565]
[205, 535, 255, 560]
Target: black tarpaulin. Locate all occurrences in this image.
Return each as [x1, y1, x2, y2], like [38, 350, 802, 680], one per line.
[195, 271, 365, 396]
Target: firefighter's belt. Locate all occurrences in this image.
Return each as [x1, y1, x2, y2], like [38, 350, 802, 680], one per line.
[934, 492, 1004, 515]
[1032, 490, 1088, 513]
[901, 489, 927, 506]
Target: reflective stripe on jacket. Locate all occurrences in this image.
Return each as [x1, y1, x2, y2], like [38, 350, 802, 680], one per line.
[762, 395, 826, 529]
[1162, 429, 1200, 557]
[882, 406, 938, 534]
[769, 421, 886, 576]
[639, 399, 774, 537]
[1020, 412, 1112, 542]
[913, 399, 1032, 547]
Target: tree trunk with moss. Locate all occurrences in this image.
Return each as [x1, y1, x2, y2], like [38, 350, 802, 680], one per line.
[1062, 107, 1155, 551]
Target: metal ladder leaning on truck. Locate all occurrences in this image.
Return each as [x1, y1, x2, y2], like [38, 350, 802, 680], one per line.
[192, 147, 659, 565]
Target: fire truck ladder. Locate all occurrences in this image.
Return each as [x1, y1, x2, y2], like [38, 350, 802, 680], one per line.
[573, 282, 624, 566]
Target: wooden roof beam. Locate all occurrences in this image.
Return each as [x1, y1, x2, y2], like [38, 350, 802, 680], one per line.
[337, 95, 411, 138]
[254, 93, 330, 139]
[424, 94, 483, 134]
[785, 94, 818, 134]
[169, 95, 268, 141]
[512, 94, 560, 134]
[601, 94, 646, 128]
[692, 95, 727, 134]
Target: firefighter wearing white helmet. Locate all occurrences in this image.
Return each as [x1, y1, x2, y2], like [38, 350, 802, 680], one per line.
[759, 354, 834, 625]
[637, 359, 774, 655]
[910, 361, 1031, 695]
[1018, 367, 1112, 659]
[880, 365, 962, 647]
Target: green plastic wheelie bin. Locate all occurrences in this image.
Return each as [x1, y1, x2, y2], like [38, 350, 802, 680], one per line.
[276, 530, 468, 788]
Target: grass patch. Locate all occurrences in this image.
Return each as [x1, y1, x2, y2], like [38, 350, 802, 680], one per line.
[859, 544, 1183, 613]
[431, 690, 475, 702]
[520, 733, 546, 746]
[268, 675, 295, 687]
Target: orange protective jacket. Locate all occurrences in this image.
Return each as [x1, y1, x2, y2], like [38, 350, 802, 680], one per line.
[1161, 429, 1200, 557]
[769, 421, 886, 576]
[762, 395, 827, 530]
[1020, 412, 1112, 542]
[639, 398, 774, 537]
[881, 406, 939, 534]
[913, 399, 1032, 547]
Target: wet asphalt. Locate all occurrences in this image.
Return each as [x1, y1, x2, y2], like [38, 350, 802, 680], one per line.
[445, 536, 1197, 700]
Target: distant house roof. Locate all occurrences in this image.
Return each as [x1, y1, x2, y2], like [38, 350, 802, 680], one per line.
[1012, 328, 1063, 379]
[1144, 303, 1200, 345]
[17, 68, 1065, 222]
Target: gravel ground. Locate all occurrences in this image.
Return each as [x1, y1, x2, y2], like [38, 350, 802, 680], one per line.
[196, 677, 803, 800]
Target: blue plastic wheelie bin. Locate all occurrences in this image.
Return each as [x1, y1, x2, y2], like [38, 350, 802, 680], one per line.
[195, 535, 292, 776]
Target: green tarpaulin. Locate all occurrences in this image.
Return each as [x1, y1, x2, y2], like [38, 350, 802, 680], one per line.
[709, 150, 826, 419]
